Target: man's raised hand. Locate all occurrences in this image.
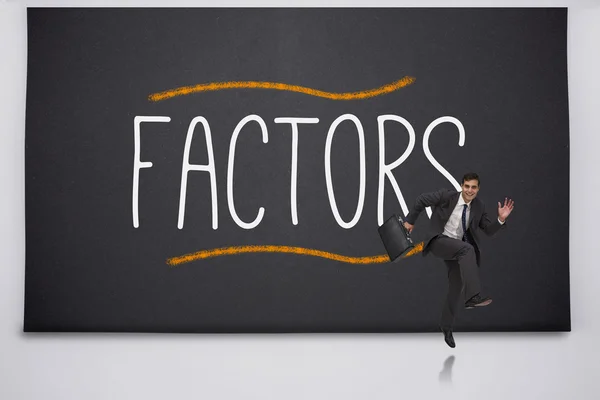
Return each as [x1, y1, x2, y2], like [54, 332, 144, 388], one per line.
[498, 197, 515, 222]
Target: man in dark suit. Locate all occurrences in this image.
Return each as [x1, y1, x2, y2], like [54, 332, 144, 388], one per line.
[403, 172, 514, 348]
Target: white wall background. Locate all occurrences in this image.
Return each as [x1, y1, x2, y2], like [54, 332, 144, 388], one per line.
[1, 1, 599, 399]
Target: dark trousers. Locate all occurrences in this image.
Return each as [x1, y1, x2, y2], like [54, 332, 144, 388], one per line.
[428, 234, 481, 330]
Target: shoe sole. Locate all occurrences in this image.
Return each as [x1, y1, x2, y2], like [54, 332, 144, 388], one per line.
[465, 299, 493, 309]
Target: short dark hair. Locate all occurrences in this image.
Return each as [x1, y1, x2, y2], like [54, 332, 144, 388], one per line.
[462, 172, 480, 186]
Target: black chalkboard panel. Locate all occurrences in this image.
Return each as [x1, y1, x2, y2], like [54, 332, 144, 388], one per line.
[24, 8, 570, 332]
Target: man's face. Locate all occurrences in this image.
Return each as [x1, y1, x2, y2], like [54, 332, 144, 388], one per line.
[461, 179, 480, 202]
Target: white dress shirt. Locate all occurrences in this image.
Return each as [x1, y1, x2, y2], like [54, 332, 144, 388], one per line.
[443, 195, 471, 240]
[442, 193, 505, 240]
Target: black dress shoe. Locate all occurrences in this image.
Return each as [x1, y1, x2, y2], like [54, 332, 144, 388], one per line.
[465, 294, 493, 309]
[441, 327, 455, 348]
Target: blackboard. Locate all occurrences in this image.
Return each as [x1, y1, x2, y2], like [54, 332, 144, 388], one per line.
[24, 8, 570, 332]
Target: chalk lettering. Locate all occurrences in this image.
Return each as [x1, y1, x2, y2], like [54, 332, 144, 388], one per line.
[178, 117, 218, 230]
[274, 117, 320, 225]
[227, 115, 269, 229]
[132, 116, 171, 228]
[324, 114, 366, 229]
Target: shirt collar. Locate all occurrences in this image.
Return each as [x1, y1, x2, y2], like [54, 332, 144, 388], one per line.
[458, 193, 472, 208]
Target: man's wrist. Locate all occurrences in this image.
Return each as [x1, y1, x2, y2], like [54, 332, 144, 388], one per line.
[498, 217, 506, 224]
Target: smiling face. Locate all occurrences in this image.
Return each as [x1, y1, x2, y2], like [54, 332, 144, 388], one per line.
[461, 179, 480, 203]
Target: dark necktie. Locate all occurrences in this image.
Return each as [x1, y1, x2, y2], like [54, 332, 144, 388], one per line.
[461, 204, 468, 242]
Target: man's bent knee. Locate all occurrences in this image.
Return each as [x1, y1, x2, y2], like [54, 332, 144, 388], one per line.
[456, 243, 475, 257]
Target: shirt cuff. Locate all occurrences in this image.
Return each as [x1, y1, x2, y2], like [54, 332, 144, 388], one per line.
[498, 218, 505, 225]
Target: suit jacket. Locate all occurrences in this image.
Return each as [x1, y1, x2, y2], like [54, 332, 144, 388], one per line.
[405, 189, 506, 266]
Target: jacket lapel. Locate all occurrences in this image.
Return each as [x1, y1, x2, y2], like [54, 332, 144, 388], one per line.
[444, 192, 461, 222]
[468, 198, 480, 227]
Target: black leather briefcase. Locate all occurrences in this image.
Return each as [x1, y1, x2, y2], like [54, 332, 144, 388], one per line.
[378, 214, 415, 262]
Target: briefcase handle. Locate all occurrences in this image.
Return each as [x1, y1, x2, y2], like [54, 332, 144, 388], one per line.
[396, 214, 413, 240]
